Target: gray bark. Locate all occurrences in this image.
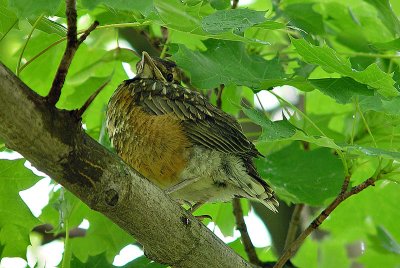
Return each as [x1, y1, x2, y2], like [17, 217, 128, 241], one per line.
[0, 62, 253, 268]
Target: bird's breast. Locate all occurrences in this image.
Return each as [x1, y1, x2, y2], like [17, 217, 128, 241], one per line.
[106, 84, 191, 187]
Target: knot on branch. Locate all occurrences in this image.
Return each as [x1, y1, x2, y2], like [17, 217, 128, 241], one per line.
[105, 188, 119, 207]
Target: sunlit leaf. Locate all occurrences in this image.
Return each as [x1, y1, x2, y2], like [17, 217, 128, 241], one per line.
[0, 159, 41, 258]
[292, 38, 398, 98]
[81, 0, 154, 16]
[201, 9, 266, 35]
[363, 0, 400, 36]
[8, 0, 62, 18]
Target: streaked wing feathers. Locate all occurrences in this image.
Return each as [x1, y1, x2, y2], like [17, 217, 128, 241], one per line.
[124, 78, 260, 157]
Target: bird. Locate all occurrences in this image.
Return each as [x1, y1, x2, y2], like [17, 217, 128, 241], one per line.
[106, 51, 278, 212]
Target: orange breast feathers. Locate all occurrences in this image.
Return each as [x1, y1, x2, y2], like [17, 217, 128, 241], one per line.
[108, 92, 191, 188]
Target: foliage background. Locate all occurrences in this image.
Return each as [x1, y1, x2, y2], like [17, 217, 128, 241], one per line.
[1, 0, 400, 267]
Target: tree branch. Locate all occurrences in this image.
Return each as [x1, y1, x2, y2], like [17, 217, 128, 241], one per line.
[233, 198, 262, 266]
[216, 84, 224, 109]
[47, 0, 98, 106]
[232, 0, 239, 9]
[283, 204, 304, 251]
[274, 178, 375, 268]
[32, 224, 86, 245]
[0, 62, 254, 268]
[76, 78, 110, 117]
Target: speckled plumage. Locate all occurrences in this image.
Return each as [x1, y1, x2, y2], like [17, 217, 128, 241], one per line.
[106, 52, 278, 212]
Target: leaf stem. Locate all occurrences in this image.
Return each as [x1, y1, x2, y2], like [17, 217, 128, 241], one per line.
[61, 217, 71, 268]
[18, 21, 150, 74]
[355, 98, 377, 148]
[338, 51, 400, 59]
[16, 14, 44, 76]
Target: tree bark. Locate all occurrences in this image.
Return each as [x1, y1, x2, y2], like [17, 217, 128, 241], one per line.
[0, 62, 253, 268]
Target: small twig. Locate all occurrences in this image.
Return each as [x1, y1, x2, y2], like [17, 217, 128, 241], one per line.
[340, 175, 351, 195]
[283, 204, 304, 251]
[232, 198, 262, 266]
[78, 21, 99, 44]
[274, 178, 375, 268]
[216, 84, 224, 109]
[76, 78, 111, 118]
[19, 22, 147, 74]
[47, 0, 99, 106]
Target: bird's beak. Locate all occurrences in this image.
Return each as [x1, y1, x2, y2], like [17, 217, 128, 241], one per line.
[138, 52, 165, 81]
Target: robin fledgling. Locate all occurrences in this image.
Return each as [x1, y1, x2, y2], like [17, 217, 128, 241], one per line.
[106, 52, 278, 212]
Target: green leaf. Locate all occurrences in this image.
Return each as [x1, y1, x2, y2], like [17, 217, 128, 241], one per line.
[8, 0, 62, 18]
[242, 106, 343, 150]
[343, 144, 400, 161]
[372, 38, 400, 51]
[292, 237, 318, 268]
[0, 0, 17, 38]
[122, 255, 167, 268]
[67, 198, 134, 262]
[292, 38, 398, 98]
[201, 9, 266, 35]
[40, 189, 134, 262]
[196, 202, 238, 237]
[253, 20, 285, 30]
[153, 0, 267, 43]
[31, 16, 66, 36]
[81, 0, 154, 16]
[0, 159, 41, 258]
[209, 0, 230, 10]
[291, 132, 342, 151]
[242, 107, 297, 140]
[256, 143, 344, 206]
[369, 225, 400, 255]
[359, 95, 400, 115]
[363, 0, 400, 37]
[172, 40, 284, 89]
[321, 181, 400, 267]
[309, 77, 375, 104]
[282, 3, 325, 35]
[70, 252, 114, 268]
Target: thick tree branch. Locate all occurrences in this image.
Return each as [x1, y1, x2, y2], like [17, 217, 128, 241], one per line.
[274, 178, 375, 268]
[47, 0, 98, 105]
[0, 62, 254, 268]
[233, 198, 262, 266]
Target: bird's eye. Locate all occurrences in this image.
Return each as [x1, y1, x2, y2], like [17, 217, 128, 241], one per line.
[166, 73, 174, 82]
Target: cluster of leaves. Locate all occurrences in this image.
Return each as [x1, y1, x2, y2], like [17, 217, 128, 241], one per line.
[1, 0, 400, 267]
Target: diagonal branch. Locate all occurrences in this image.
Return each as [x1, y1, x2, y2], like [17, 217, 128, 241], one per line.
[76, 78, 111, 117]
[47, 0, 98, 106]
[274, 178, 375, 268]
[0, 62, 255, 268]
[233, 198, 262, 266]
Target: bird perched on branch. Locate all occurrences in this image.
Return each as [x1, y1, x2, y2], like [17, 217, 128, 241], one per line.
[106, 52, 278, 212]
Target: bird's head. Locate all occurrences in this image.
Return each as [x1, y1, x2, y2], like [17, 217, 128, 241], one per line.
[136, 51, 181, 84]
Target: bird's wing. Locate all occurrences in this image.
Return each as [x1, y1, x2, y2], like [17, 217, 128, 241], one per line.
[125, 78, 261, 158]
